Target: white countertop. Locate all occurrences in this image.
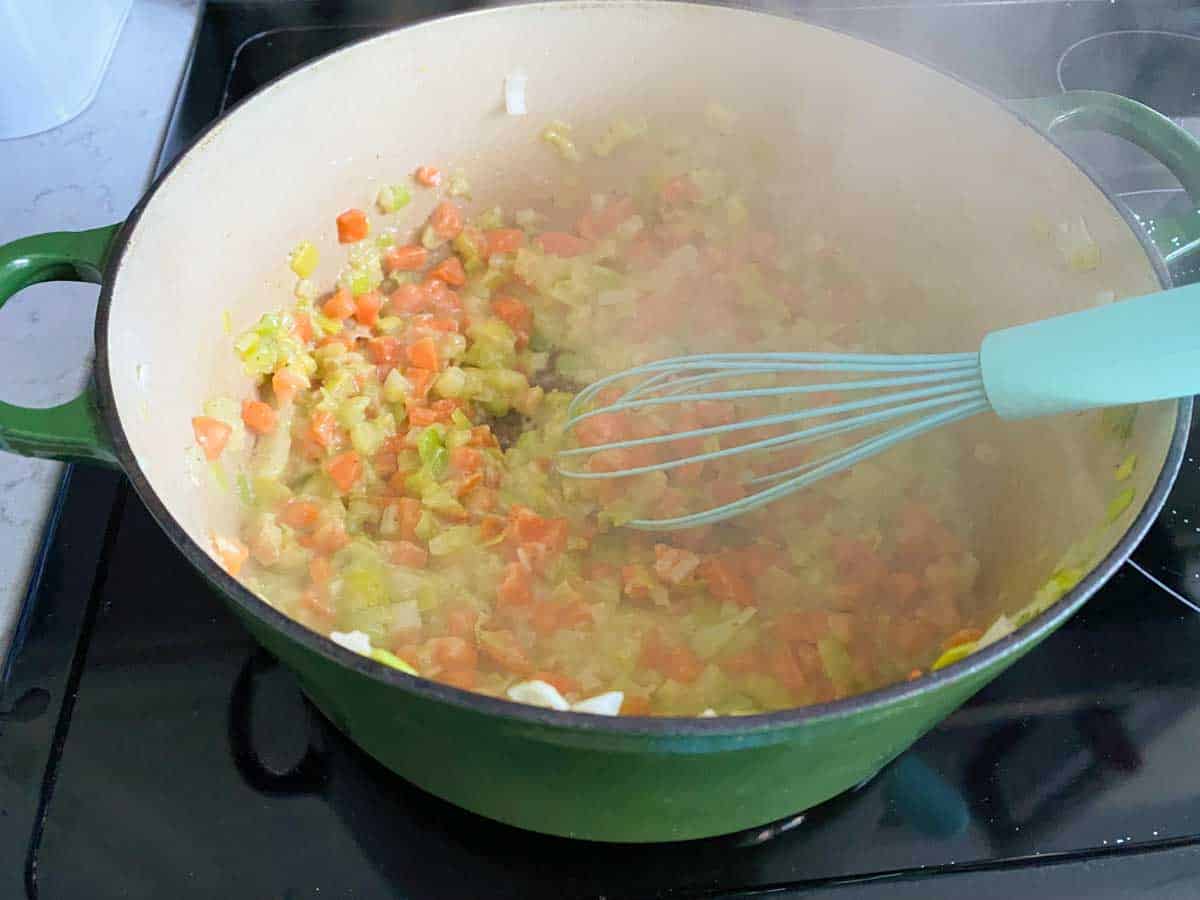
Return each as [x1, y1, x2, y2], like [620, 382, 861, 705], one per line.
[0, 0, 200, 663]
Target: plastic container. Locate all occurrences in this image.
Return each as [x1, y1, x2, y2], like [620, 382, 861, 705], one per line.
[0, 0, 133, 140]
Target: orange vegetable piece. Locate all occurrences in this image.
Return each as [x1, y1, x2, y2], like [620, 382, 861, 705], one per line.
[241, 399, 277, 435]
[212, 534, 249, 576]
[445, 607, 479, 640]
[620, 695, 652, 716]
[440, 668, 477, 690]
[429, 636, 478, 670]
[308, 555, 333, 585]
[308, 409, 339, 448]
[280, 499, 321, 531]
[429, 201, 463, 240]
[397, 497, 422, 541]
[497, 562, 533, 608]
[192, 416, 232, 461]
[366, 335, 401, 366]
[388, 540, 429, 569]
[336, 208, 369, 243]
[479, 630, 533, 675]
[382, 244, 428, 273]
[390, 283, 428, 315]
[291, 312, 314, 344]
[484, 228, 525, 256]
[698, 557, 755, 607]
[491, 295, 532, 341]
[414, 165, 441, 187]
[353, 290, 382, 327]
[272, 369, 307, 405]
[429, 256, 466, 286]
[406, 336, 439, 370]
[532, 670, 580, 697]
[535, 231, 591, 257]
[661, 174, 702, 206]
[448, 447, 479, 475]
[942, 627, 984, 651]
[325, 451, 362, 493]
[322, 287, 355, 319]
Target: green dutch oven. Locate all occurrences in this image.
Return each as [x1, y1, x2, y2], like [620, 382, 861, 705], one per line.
[1, 2, 1197, 841]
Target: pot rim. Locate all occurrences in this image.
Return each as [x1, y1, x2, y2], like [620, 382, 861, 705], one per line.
[93, 0, 1192, 738]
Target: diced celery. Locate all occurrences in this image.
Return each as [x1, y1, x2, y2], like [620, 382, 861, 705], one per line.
[350, 421, 383, 456]
[370, 647, 417, 675]
[448, 170, 471, 198]
[376, 184, 411, 214]
[414, 510, 437, 542]
[348, 270, 373, 296]
[541, 121, 580, 162]
[1106, 486, 1135, 523]
[289, 240, 319, 278]
[383, 369, 412, 403]
[421, 224, 443, 250]
[417, 426, 445, 467]
[434, 366, 467, 398]
[1115, 453, 1137, 482]
[336, 396, 371, 429]
[931, 642, 975, 671]
[429, 525, 478, 557]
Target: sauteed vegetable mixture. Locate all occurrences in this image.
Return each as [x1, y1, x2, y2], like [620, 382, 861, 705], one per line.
[194, 119, 997, 716]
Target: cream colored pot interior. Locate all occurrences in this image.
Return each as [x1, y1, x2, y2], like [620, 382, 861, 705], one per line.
[105, 1, 1175, 632]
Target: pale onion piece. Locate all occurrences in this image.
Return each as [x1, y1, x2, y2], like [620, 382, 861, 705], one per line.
[508, 680, 570, 711]
[571, 692, 624, 716]
[699, 708, 718, 718]
[330, 630, 373, 656]
[392, 600, 421, 632]
[504, 72, 528, 116]
[977, 614, 1015, 649]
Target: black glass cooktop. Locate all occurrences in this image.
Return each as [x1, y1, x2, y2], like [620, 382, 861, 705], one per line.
[5, 2, 1200, 898]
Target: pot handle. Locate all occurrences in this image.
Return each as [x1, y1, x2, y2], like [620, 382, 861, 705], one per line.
[0, 224, 121, 466]
[1011, 90, 1200, 277]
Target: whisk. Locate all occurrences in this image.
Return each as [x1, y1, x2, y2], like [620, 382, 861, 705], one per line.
[558, 286, 1200, 530]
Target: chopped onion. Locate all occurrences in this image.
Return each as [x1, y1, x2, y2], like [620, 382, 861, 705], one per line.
[508, 680, 569, 710]
[504, 72, 528, 116]
[572, 692, 624, 716]
[330, 630, 373, 656]
[597, 287, 637, 307]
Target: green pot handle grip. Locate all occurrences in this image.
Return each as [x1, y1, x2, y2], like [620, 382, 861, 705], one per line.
[0, 225, 122, 467]
[1011, 90, 1200, 276]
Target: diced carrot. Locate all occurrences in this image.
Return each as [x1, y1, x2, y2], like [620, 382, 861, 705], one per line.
[406, 367, 434, 400]
[322, 287, 355, 319]
[497, 562, 533, 607]
[406, 336, 439, 370]
[719, 649, 764, 675]
[698, 557, 754, 607]
[192, 416, 232, 461]
[308, 409, 339, 448]
[326, 451, 362, 493]
[529, 602, 563, 637]
[272, 369, 307, 405]
[661, 174, 702, 206]
[491, 295, 531, 342]
[366, 335, 401, 366]
[426, 317, 460, 333]
[456, 472, 483, 498]
[280, 499, 321, 530]
[300, 520, 349, 555]
[390, 283, 428, 315]
[620, 695, 652, 716]
[429, 201, 463, 240]
[388, 540, 429, 569]
[353, 290, 382, 327]
[429, 636, 478, 670]
[479, 630, 533, 675]
[440, 668, 477, 690]
[446, 607, 479, 640]
[774, 610, 829, 644]
[661, 645, 704, 683]
[428, 256, 466, 287]
[292, 312, 314, 344]
[479, 515, 507, 541]
[535, 231, 591, 257]
[382, 244, 428, 273]
[451, 446, 481, 473]
[336, 208, 369, 243]
[397, 497, 422, 541]
[308, 555, 333, 585]
[212, 534, 249, 576]
[414, 165, 441, 187]
[407, 405, 445, 427]
[508, 505, 568, 551]
[532, 670, 580, 696]
[241, 399, 277, 435]
[484, 228, 525, 256]
[469, 425, 497, 447]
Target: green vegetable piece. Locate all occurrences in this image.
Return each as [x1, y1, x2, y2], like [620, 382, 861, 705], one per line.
[1115, 453, 1137, 482]
[289, 240, 319, 278]
[1106, 486, 1135, 523]
[417, 426, 445, 467]
[931, 641, 976, 671]
[376, 184, 412, 214]
[370, 647, 417, 675]
[1101, 405, 1137, 441]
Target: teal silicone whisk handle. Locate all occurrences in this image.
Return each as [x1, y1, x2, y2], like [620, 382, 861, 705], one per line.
[979, 284, 1200, 419]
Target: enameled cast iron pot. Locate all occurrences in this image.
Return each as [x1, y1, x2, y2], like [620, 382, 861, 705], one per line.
[2, 2, 1198, 841]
